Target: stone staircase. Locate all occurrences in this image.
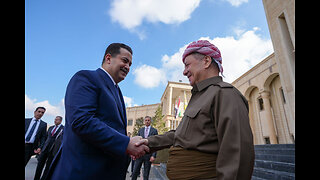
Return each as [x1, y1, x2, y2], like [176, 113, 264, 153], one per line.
[252, 144, 295, 180]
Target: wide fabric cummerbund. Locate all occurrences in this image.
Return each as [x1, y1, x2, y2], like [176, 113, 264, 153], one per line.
[166, 146, 217, 180]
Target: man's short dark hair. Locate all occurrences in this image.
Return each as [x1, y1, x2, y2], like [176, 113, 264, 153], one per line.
[35, 107, 46, 112]
[102, 43, 133, 65]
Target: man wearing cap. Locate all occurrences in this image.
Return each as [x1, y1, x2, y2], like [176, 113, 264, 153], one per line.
[135, 40, 255, 179]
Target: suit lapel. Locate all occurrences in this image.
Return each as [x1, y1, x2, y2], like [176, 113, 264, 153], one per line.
[50, 125, 62, 137]
[25, 118, 32, 133]
[96, 69, 126, 125]
[148, 127, 152, 137]
[56, 125, 63, 135]
[142, 127, 145, 138]
[37, 120, 45, 134]
[34, 120, 42, 140]
[48, 126, 54, 135]
[117, 86, 127, 126]
[149, 127, 152, 136]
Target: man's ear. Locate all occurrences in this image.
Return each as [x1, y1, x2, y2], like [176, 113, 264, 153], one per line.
[203, 55, 212, 69]
[104, 53, 112, 64]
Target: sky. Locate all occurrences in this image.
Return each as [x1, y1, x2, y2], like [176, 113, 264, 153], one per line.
[25, 0, 274, 126]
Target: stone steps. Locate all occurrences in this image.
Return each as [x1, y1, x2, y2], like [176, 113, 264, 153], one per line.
[252, 144, 295, 180]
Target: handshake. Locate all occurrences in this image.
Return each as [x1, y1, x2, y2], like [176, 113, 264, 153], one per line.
[126, 136, 149, 160]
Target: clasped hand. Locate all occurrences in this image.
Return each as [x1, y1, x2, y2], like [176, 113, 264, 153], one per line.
[126, 136, 149, 160]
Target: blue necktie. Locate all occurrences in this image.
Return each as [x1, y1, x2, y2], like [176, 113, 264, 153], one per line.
[26, 120, 38, 142]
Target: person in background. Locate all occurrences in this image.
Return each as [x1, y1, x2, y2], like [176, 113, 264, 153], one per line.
[135, 40, 255, 180]
[25, 107, 47, 166]
[40, 127, 64, 180]
[34, 116, 64, 180]
[131, 116, 158, 180]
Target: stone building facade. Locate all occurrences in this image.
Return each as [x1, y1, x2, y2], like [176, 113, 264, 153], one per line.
[126, 103, 160, 135]
[125, 81, 192, 134]
[159, 81, 192, 130]
[261, 0, 295, 143]
[232, 53, 294, 145]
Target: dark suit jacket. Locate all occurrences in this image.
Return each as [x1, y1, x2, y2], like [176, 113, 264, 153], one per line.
[25, 118, 47, 150]
[48, 68, 130, 180]
[40, 130, 64, 180]
[138, 126, 158, 158]
[41, 125, 64, 154]
[50, 129, 63, 157]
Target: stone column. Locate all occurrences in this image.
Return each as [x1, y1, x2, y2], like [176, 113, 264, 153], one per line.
[168, 87, 173, 116]
[260, 91, 278, 144]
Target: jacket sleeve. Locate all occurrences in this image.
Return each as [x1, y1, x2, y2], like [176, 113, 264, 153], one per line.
[65, 70, 130, 157]
[147, 130, 175, 153]
[151, 128, 158, 158]
[214, 88, 255, 180]
[138, 128, 144, 137]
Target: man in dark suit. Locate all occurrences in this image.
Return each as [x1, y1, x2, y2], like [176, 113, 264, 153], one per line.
[25, 107, 47, 166]
[131, 116, 158, 180]
[47, 43, 149, 180]
[34, 116, 64, 180]
[40, 128, 64, 180]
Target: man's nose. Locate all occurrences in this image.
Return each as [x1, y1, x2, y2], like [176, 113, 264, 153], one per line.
[183, 68, 188, 76]
[125, 64, 130, 72]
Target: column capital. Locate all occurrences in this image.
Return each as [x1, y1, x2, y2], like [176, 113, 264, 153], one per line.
[259, 90, 270, 98]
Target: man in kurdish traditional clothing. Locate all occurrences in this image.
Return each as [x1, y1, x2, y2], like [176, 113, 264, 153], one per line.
[135, 40, 255, 180]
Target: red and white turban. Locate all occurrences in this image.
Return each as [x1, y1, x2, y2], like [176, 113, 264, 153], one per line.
[182, 40, 224, 76]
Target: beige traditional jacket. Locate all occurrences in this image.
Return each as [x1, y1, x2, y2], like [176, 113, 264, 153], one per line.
[147, 76, 255, 180]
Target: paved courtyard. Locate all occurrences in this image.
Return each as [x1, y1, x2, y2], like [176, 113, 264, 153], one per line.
[25, 156, 162, 180]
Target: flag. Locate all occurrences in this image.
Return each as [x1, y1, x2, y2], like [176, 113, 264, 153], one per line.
[184, 91, 188, 110]
[174, 97, 181, 119]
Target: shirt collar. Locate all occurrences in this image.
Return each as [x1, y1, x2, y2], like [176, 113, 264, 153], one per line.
[32, 117, 41, 122]
[192, 76, 222, 93]
[100, 67, 116, 86]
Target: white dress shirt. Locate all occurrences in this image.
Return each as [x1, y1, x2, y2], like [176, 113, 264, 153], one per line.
[51, 124, 62, 135]
[100, 67, 116, 85]
[145, 126, 150, 138]
[25, 117, 41, 143]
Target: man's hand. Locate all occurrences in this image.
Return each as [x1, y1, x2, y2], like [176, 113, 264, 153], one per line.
[34, 148, 41, 154]
[135, 138, 148, 147]
[150, 156, 155, 163]
[129, 138, 149, 160]
[126, 136, 149, 159]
